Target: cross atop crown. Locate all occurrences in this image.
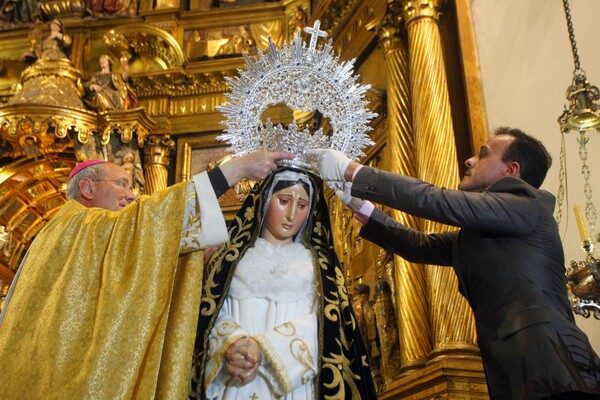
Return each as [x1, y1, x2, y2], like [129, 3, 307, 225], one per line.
[303, 20, 328, 51]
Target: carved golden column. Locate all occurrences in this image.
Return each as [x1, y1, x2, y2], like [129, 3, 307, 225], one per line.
[378, 11, 431, 372]
[401, 0, 478, 360]
[143, 134, 174, 195]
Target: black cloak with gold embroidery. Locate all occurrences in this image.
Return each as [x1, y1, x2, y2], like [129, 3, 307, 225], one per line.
[189, 167, 377, 399]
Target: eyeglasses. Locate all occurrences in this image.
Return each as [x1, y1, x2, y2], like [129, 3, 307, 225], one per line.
[92, 178, 133, 192]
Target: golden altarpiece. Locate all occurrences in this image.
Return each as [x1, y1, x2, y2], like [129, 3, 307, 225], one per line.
[0, 0, 490, 398]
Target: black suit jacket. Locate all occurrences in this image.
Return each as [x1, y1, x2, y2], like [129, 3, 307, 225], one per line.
[353, 166, 600, 399]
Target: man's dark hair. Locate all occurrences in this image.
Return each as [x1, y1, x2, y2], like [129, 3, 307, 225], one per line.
[496, 127, 552, 188]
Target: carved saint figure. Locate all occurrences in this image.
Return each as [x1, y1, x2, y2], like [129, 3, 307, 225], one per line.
[0, 0, 40, 25]
[84, 54, 136, 111]
[288, 6, 307, 33]
[23, 19, 71, 62]
[353, 283, 384, 392]
[373, 279, 401, 386]
[190, 168, 376, 400]
[116, 149, 145, 197]
[216, 26, 255, 56]
[86, 0, 132, 16]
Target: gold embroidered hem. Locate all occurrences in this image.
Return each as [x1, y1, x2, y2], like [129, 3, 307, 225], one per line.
[254, 333, 293, 396]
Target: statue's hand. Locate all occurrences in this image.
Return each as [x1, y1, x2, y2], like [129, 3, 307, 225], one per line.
[225, 337, 262, 386]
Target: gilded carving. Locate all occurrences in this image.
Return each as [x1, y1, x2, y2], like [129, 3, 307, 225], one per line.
[143, 134, 174, 193]
[401, 0, 443, 24]
[103, 25, 185, 72]
[133, 70, 233, 98]
[38, 0, 86, 19]
[184, 25, 259, 60]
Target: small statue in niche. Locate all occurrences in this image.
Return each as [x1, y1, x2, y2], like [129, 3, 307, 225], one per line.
[288, 5, 307, 33]
[84, 54, 136, 111]
[216, 26, 255, 56]
[23, 19, 71, 63]
[353, 283, 384, 392]
[86, 0, 133, 17]
[374, 279, 401, 386]
[118, 54, 137, 107]
[0, 0, 40, 26]
[19, 135, 39, 159]
[0, 225, 10, 256]
[115, 148, 145, 196]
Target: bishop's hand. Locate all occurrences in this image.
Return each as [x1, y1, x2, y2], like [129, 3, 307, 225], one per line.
[220, 151, 294, 186]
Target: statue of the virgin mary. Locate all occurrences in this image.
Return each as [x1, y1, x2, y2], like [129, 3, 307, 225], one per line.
[188, 21, 378, 399]
[190, 167, 377, 399]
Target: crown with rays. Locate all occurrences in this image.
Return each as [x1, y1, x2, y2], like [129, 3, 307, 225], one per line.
[218, 20, 377, 174]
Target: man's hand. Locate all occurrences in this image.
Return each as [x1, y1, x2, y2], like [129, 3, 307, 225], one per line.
[220, 151, 294, 186]
[307, 149, 361, 183]
[225, 337, 262, 386]
[335, 182, 365, 213]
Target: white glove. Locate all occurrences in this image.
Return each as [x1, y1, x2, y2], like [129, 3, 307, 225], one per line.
[335, 182, 365, 213]
[307, 149, 352, 183]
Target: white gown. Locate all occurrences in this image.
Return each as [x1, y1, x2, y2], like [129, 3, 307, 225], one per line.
[205, 238, 319, 400]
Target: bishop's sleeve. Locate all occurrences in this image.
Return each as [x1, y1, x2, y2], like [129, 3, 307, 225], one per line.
[179, 172, 229, 253]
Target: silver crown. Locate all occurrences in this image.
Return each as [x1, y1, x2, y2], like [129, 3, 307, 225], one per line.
[218, 20, 376, 173]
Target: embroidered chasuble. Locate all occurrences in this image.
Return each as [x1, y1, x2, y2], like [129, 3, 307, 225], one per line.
[0, 176, 225, 399]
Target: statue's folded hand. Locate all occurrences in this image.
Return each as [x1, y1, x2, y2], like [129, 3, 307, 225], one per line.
[225, 337, 262, 386]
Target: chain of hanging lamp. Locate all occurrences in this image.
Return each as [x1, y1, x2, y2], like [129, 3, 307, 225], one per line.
[556, 0, 600, 320]
[556, 0, 599, 235]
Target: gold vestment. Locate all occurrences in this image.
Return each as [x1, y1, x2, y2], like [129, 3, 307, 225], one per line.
[0, 182, 204, 399]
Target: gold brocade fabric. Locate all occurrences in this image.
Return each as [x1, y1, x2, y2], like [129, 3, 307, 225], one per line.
[0, 182, 204, 400]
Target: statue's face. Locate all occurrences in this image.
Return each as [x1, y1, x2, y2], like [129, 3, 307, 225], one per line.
[261, 183, 309, 245]
[99, 56, 110, 71]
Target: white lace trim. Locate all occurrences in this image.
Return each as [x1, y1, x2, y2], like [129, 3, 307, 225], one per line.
[229, 238, 315, 302]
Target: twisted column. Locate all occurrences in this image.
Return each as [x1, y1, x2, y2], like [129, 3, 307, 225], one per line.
[143, 134, 174, 195]
[378, 13, 431, 373]
[401, 0, 478, 360]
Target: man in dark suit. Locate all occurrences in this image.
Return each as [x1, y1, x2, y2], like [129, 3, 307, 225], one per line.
[309, 127, 600, 399]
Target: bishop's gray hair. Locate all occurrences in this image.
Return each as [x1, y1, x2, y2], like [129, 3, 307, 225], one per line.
[65, 164, 107, 201]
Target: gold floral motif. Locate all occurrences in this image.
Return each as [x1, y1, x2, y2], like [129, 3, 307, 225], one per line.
[274, 322, 296, 337]
[290, 338, 316, 384]
[216, 320, 241, 337]
[180, 186, 202, 252]
[322, 352, 361, 399]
